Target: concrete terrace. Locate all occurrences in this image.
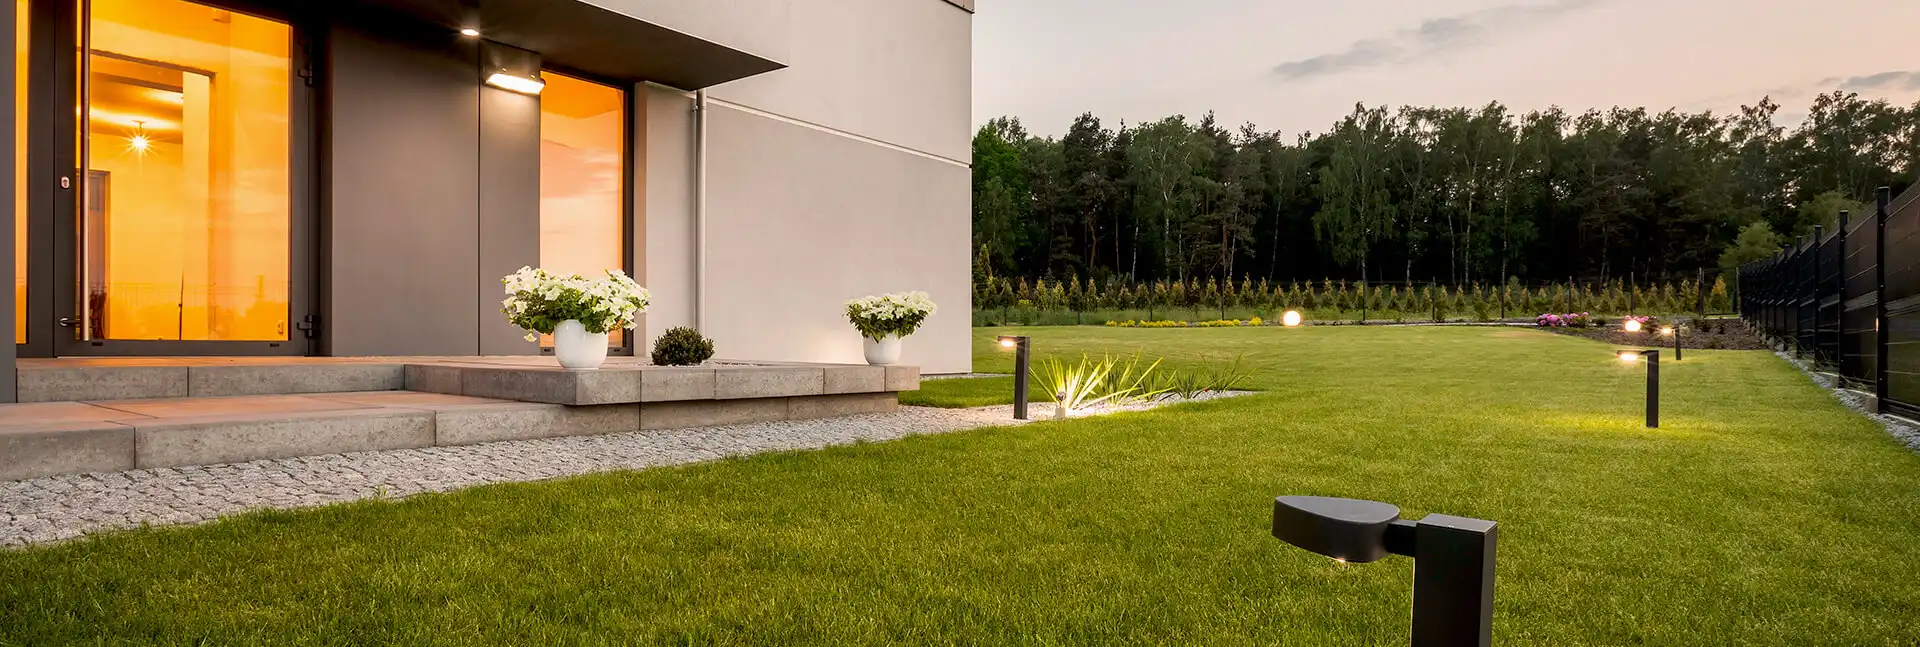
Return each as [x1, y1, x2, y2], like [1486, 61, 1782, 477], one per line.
[1, 357, 921, 482]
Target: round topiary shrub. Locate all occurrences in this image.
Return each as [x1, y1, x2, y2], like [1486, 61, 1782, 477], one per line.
[651, 327, 715, 366]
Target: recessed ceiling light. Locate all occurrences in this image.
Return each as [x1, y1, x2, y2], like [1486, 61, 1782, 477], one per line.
[459, 28, 481, 37]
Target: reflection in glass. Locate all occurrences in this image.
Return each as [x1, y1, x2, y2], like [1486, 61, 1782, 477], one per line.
[84, 0, 290, 341]
[539, 72, 626, 348]
[13, 0, 26, 343]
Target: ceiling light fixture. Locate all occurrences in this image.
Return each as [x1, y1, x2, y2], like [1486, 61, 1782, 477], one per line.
[126, 120, 151, 155]
[459, 28, 481, 37]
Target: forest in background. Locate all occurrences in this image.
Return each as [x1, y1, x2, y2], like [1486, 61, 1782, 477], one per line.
[971, 91, 1920, 289]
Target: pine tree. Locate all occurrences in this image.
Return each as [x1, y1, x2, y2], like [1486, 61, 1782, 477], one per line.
[1709, 277, 1731, 312]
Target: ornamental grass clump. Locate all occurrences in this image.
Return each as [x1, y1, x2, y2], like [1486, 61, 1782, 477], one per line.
[500, 266, 649, 342]
[845, 292, 937, 341]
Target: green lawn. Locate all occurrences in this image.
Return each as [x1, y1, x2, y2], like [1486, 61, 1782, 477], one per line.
[4, 327, 1919, 645]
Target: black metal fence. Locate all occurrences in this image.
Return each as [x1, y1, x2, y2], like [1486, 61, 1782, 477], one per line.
[1744, 185, 1920, 418]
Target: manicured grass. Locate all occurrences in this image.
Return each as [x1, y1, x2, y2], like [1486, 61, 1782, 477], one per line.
[4, 327, 1919, 645]
[899, 375, 1017, 408]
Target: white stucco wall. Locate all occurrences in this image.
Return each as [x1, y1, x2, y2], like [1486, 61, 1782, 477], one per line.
[635, 0, 973, 374]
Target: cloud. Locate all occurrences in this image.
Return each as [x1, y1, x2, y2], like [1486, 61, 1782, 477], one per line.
[1840, 70, 1920, 92]
[1272, 0, 1604, 80]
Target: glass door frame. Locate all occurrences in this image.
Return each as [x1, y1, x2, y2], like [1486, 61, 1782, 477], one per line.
[21, 0, 317, 357]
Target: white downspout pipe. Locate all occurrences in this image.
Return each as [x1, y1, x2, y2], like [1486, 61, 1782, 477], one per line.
[693, 89, 709, 332]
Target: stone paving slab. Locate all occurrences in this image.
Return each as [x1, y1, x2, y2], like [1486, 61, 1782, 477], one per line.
[0, 406, 1019, 547]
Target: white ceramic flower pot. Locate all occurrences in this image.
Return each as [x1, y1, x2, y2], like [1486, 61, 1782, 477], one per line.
[863, 335, 902, 365]
[553, 319, 609, 370]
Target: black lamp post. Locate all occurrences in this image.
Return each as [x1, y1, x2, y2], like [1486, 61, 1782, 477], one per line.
[1616, 349, 1660, 428]
[997, 335, 1031, 420]
[1659, 325, 1681, 361]
[1271, 496, 1498, 647]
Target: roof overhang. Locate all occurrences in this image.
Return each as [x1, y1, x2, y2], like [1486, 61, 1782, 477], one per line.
[348, 0, 787, 89]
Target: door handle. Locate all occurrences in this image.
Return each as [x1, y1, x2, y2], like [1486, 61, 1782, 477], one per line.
[57, 317, 80, 328]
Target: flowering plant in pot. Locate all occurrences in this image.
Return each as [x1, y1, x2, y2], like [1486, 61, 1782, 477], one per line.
[845, 291, 937, 365]
[501, 266, 649, 370]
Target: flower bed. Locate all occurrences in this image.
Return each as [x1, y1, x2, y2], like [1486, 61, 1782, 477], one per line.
[1106, 317, 1263, 328]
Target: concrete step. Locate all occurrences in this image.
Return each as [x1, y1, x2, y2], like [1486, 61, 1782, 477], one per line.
[16, 361, 406, 403]
[0, 390, 899, 482]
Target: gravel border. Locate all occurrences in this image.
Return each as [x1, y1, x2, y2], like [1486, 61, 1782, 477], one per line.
[0, 391, 1256, 548]
[923, 373, 1012, 380]
[1775, 350, 1920, 453]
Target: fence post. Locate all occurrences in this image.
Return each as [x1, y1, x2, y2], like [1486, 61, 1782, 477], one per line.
[1874, 187, 1891, 413]
[1628, 271, 1636, 315]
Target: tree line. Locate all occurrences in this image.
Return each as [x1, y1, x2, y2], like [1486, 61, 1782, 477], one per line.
[972, 91, 1920, 288]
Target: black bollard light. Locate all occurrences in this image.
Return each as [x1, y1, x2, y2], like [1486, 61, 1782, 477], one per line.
[1615, 349, 1660, 428]
[1271, 496, 1498, 647]
[1659, 325, 1681, 361]
[997, 335, 1031, 420]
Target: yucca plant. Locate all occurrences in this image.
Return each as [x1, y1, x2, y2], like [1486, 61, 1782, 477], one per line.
[1034, 354, 1119, 419]
[1103, 353, 1170, 406]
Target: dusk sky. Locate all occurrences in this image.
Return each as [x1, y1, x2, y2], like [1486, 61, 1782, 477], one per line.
[973, 0, 1920, 136]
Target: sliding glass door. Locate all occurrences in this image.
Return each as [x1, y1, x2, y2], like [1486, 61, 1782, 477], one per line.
[20, 0, 312, 356]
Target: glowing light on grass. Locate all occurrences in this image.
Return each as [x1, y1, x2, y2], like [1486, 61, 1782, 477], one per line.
[1660, 326, 1674, 336]
[1617, 351, 1641, 363]
[1282, 310, 1303, 327]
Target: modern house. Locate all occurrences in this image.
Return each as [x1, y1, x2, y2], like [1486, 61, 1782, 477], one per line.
[0, 0, 976, 405]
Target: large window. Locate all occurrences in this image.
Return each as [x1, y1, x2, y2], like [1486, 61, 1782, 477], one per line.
[539, 71, 626, 347]
[80, 0, 291, 341]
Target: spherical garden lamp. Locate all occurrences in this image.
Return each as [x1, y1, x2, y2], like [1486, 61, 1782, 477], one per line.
[1282, 310, 1303, 327]
[1623, 318, 1642, 333]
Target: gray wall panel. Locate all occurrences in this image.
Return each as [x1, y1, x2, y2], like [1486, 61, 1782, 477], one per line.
[477, 81, 542, 355]
[326, 26, 482, 356]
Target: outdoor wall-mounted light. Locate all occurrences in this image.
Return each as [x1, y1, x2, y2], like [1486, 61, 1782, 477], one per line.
[1271, 495, 1497, 647]
[1615, 349, 1660, 428]
[996, 335, 1031, 420]
[459, 27, 481, 37]
[485, 71, 546, 95]
[482, 42, 545, 96]
[1659, 325, 1681, 361]
[1282, 310, 1303, 327]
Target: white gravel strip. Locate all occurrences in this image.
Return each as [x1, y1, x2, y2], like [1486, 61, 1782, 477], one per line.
[923, 373, 1012, 380]
[1775, 350, 1920, 453]
[0, 392, 1254, 548]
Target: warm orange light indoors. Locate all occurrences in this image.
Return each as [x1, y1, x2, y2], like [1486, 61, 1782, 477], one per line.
[13, 0, 27, 343]
[85, 0, 292, 341]
[539, 72, 627, 348]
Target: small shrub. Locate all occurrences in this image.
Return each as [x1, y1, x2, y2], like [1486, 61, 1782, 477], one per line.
[650, 327, 715, 366]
